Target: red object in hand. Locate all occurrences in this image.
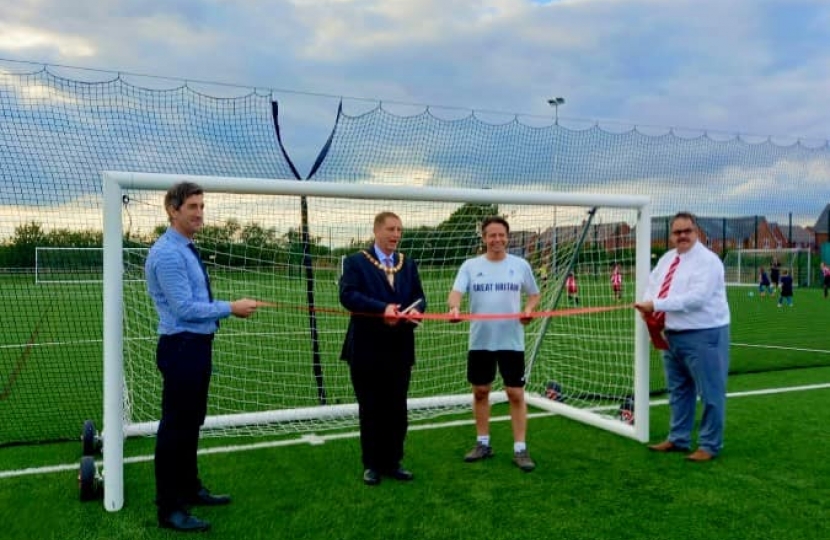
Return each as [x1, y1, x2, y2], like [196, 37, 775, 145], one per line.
[646, 315, 669, 350]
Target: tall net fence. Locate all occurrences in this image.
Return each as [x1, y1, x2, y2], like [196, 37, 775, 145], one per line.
[2, 66, 830, 445]
[311, 105, 830, 377]
[0, 68, 299, 444]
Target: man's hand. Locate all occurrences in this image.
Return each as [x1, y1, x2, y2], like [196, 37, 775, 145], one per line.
[383, 303, 401, 326]
[448, 306, 461, 323]
[634, 300, 655, 314]
[519, 310, 533, 325]
[231, 298, 260, 318]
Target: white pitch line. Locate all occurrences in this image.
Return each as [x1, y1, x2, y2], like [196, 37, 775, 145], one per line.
[731, 342, 830, 355]
[2, 383, 830, 480]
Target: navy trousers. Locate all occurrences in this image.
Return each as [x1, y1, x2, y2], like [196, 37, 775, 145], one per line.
[154, 332, 213, 516]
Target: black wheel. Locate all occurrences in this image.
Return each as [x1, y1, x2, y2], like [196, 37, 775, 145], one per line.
[619, 397, 635, 425]
[78, 456, 102, 501]
[81, 420, 101, 456]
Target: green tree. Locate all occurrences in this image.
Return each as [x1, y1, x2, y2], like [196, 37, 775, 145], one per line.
[402, 203, 498, 266]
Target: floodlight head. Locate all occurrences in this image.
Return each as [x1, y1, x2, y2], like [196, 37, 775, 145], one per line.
[547, 97, 565, 106]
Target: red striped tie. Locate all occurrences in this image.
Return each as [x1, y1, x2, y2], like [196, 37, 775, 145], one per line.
[652, 255, 680, 327]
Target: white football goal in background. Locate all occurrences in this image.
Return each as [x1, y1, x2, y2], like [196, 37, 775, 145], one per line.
[102, 171, 651, 511]
[35, 247, 148, 284]
[723, 247, 812, 287]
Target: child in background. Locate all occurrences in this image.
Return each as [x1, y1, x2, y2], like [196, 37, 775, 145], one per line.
[566, 272, 579, 305]
[610, 264, 623, 301]
[758, 266, 771, 297]
[777, 269, 793, 307]
[770, 257, 781, 292]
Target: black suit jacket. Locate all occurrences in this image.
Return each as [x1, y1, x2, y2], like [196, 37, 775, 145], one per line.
[339, 250, 426, 368]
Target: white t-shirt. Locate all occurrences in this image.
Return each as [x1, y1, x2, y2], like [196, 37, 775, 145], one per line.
[452, 254, 539, 351]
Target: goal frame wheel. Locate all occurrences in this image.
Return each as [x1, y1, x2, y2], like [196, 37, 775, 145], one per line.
[81, 420, 102, 456]
[78, 456, 102, 501]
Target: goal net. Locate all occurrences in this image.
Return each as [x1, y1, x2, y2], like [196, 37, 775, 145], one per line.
[723, 248, 812, 288]
[35, 247, 148, 284]
[102, 171, 651, 511]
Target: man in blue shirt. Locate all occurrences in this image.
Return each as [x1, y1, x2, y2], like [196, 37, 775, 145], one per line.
[146, 181, 261, 532]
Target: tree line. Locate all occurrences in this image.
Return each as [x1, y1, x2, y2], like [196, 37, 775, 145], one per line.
[0, 204, 501, 269]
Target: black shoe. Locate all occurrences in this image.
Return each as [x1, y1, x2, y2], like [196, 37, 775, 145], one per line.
[383, 468, 414, 481]
[363, 469, 381, 486]
[159, 510, 211, 532]
[187, 487, 231, 506]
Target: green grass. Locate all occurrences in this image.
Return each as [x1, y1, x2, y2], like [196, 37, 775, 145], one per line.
[2, 263, 830, 537]
[3, 272, 830, 445]
[1, 368, 829, 539]
[3, 271, 830, 538]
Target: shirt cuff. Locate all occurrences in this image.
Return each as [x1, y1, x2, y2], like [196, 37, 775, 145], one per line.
[217, 301, 233, 319]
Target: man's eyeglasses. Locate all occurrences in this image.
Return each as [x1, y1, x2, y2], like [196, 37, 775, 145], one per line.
[671, 228, 695, 236]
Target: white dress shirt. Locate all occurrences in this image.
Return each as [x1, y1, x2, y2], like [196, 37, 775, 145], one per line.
[644, 240, 730, 331]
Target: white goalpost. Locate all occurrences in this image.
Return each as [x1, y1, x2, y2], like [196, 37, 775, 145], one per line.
[723, 247, 812, 287]
[102, 171, 652, 512]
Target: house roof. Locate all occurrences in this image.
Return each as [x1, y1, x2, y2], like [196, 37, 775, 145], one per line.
[652, 216, 764, 241]
[769, 222, 814, 244]
[813, 204, 830, 233]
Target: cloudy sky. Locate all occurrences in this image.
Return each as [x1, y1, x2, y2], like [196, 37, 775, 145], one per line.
[1, 0, 829, 238]
[1, 0, 828, 164]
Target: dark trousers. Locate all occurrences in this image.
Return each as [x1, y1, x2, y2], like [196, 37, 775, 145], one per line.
[349, 361, 412, 471]
[155, 332, 213, 516]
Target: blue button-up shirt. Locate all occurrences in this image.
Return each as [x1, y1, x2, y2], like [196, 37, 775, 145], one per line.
[145, 228, 231, 335]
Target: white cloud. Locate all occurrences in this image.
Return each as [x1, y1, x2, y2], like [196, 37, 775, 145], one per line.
[0, 0, 828, 226]
[2, 0, 823, 143]
[0, 23, 95, 57]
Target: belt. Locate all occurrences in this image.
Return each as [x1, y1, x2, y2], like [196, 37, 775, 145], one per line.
[664, 328, 699, 335]
[162, 332, 215, 342]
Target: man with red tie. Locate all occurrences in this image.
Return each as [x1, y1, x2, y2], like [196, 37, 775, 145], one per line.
[634, 212, 730, 462]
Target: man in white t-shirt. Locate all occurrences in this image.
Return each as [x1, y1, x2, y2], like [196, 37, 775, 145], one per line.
[447, 216, 541, 472]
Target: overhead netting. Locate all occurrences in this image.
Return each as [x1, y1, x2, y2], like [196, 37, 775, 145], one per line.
[310, 104, 830, 387]
[0, 68, 298, 444]
[2, 68, 830, 445]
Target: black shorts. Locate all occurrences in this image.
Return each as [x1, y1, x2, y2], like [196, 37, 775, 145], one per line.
[467, 350, 526, 388]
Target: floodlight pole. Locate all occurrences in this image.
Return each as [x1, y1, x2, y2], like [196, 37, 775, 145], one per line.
[546, 97, 566, 271]
[547, 96, 565, 125]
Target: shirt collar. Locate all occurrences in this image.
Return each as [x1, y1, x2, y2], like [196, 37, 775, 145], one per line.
[165, 227, 193, 246]
[373, 244, 394, 264]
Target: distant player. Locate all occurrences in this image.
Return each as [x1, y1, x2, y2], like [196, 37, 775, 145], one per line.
[565, 272, 579, 305]
[758, 266, 771, 297]
[777, 269, 793, 307]
[822, 262, 830, 299]
[538, 265, 549, 289]
[769, 257, 781, 291]
[610, 264, 623, 301]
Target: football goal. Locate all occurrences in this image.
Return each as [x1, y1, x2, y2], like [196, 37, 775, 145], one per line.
[35, 247, 148, 284]
[101, 171, 652, 511]
[723, 248, 812, 287]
